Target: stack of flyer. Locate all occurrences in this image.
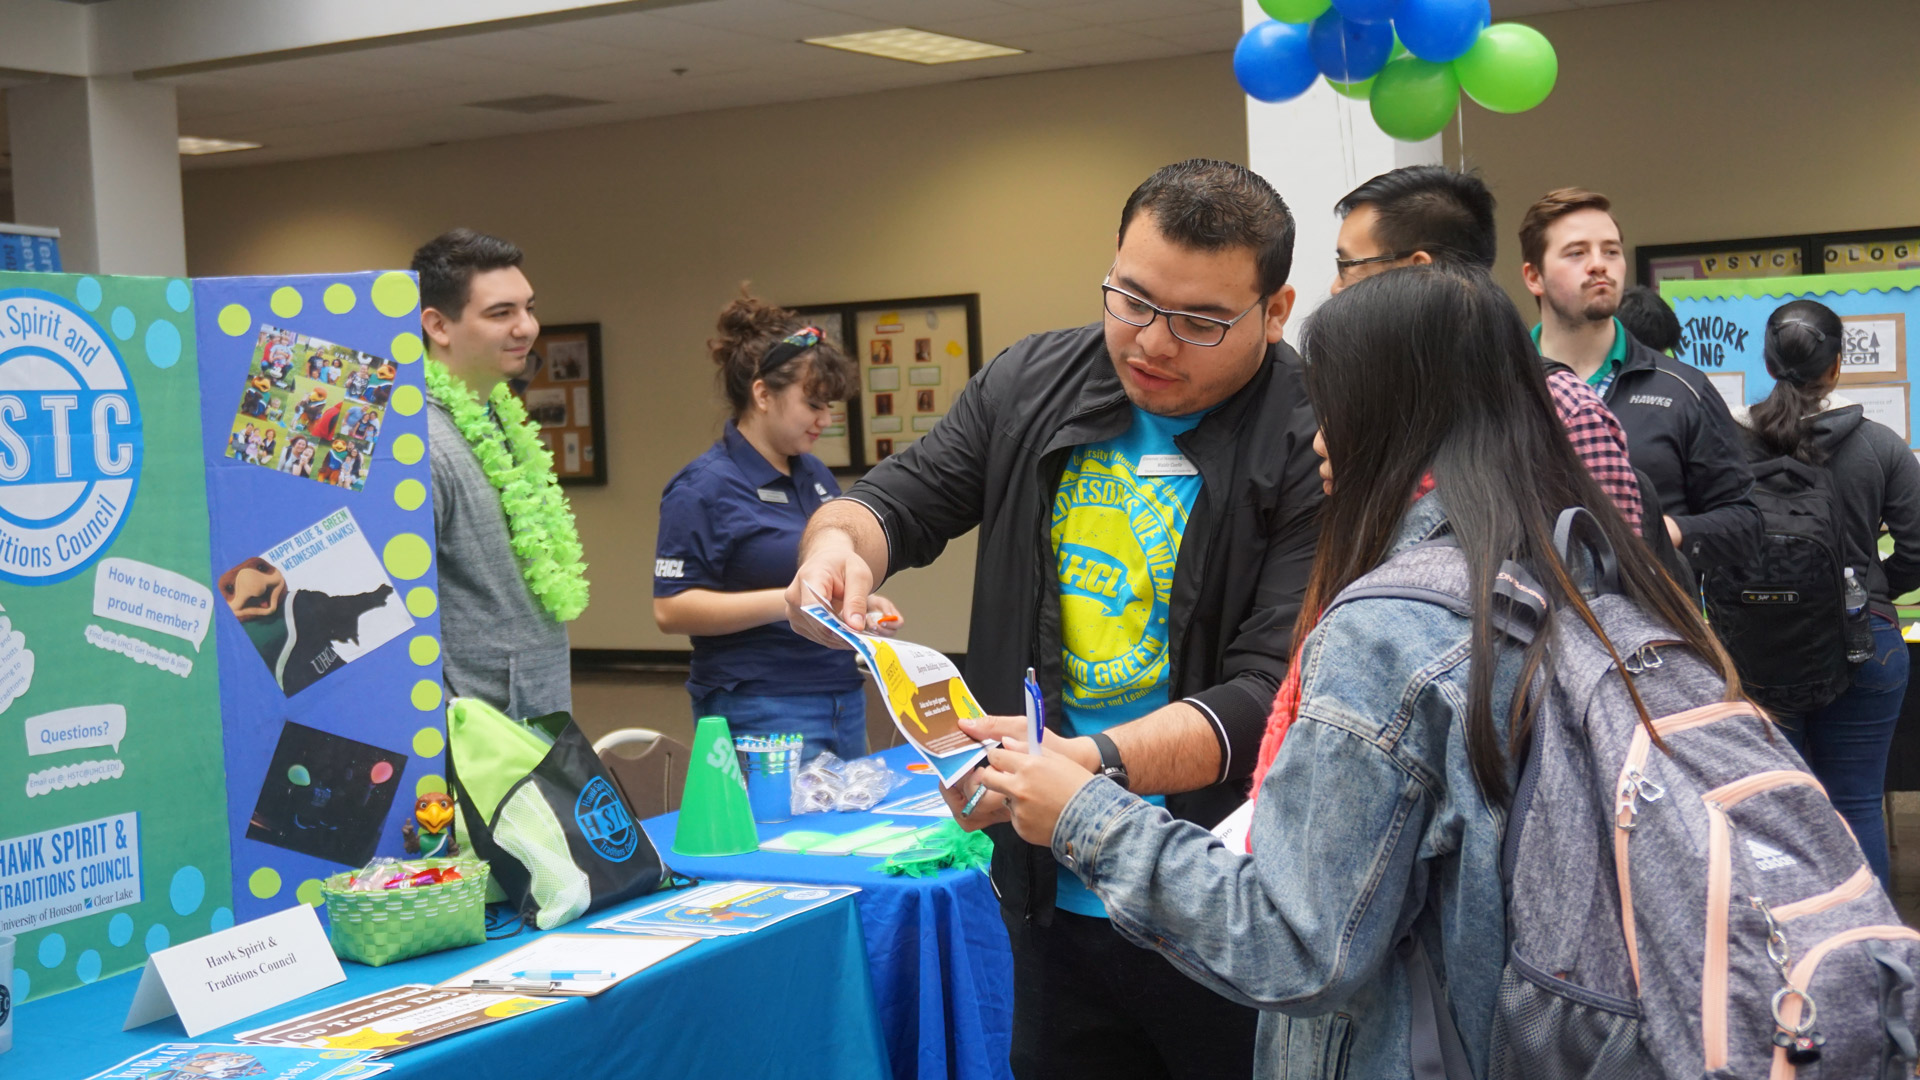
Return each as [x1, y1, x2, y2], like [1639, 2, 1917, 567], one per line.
[591, 881, 860, 939]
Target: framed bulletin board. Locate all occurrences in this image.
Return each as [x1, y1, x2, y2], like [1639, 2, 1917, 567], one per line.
[511, 321, 607, 485]
[1639, 227, 1920, 288]
[787, 293, 982, 472]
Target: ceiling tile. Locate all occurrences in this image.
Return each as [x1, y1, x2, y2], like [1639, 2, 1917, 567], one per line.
[908, 9, 1083, 41]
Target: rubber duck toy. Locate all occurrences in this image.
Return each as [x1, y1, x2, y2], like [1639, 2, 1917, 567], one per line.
[402, 791, 459, 857]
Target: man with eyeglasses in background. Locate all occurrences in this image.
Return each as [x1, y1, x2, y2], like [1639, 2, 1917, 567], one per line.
[785, 159, 1322, 1079]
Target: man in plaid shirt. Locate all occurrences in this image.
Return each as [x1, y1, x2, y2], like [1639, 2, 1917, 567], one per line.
[1330, 166, 1644, 529]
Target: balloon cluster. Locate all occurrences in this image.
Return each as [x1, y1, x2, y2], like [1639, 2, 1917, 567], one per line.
[1234, 0, 1558, 142]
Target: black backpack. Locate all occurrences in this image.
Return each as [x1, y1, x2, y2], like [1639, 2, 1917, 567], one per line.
[1703, 451, 1869, 712]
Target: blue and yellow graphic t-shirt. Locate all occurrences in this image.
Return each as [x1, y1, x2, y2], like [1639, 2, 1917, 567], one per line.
[1051, 405, 1204, 916]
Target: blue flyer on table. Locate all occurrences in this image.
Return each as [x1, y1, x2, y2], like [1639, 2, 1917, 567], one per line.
[592, 881, 861, 938]
[84, 1042, 379, 1079]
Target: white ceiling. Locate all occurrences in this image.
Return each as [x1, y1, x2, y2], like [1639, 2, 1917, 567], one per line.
[2, 0, 1663, 179]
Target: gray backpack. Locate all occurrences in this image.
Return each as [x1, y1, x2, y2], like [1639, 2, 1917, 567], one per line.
[1331, 511, 1920, 1080]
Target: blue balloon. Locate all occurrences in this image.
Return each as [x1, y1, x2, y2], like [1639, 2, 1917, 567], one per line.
[1309, 10, 1395, 83]
[1394, 0, 1490, 62]
[1331, 0, 1398, 22]
[1234, 19, 1319, 103]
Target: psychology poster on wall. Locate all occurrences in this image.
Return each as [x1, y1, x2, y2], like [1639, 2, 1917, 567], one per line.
[1661, 269, 1920, 446]
[0, 271, 233, 1002]
[195, 273, 447, 924]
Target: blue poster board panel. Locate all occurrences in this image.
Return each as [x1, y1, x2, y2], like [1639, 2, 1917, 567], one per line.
[1663, 269, 1920, 450]
[193, 272, 445, 921]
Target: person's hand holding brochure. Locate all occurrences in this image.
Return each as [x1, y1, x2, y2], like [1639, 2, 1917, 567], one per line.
[801, 586, 995, 786]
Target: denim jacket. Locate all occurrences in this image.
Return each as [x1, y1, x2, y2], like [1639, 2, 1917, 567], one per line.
[1051, 495, 1523, 1080]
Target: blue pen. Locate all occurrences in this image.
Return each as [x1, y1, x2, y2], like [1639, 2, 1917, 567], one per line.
[1023, 667, 1044, 755]
[511, 969, 616, 982]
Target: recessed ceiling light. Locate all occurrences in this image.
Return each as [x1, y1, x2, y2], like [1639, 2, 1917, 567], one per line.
[803, 28, 1024, 65]
[178, 136, 262, 156]
[466, 94, 610, 114]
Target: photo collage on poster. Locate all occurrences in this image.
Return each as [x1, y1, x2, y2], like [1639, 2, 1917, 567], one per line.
[859, 304, 970, 463]
[226, 325, 392, 490]
[510, 325, 601, 481]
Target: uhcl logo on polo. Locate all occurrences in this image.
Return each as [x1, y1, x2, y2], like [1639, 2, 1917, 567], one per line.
[0, 290, 143, 585]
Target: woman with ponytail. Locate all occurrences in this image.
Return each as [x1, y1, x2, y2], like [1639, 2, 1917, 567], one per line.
[971, 265, 1735, 1080]
[1732, 298, 1920, 888]
[653, 290, 901, 759]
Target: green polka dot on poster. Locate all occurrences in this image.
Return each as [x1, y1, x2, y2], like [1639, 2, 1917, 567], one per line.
[390, 384, 423, 416]
[406, 587, 438, 617]
[392, 432, 424, 465]
[409, 635, 440, 666]
[413, 726, 445, 757]
[416, 774, 446, 796]
[270, 286, 303, 318]
[219, 303, 252, 336]
[166, 279, 192, 312]
[145, 924, 169, 954]
[38, 933, 65, 967]
[383, 533, 431, 579]
[372, 272, 419, 318]
[390, 332, 423, 363]
[76, 277, 102, 311]
[411, 679, 443, 711]
[108, 912, 134, 947]
[324, 283, 357, 314]
[394, 478, 427, 511]
[76, 950, 101, 983]
[249, 866, 282, 899]
[110, 306, 135, 341]
[145, 319, 182, 368]
[296, 879, 325, 907]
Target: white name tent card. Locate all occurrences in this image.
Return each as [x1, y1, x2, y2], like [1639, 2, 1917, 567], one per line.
[124, 903, 345, 1036]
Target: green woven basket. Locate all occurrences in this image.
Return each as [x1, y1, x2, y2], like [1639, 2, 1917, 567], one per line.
[321, 858, 489, 967]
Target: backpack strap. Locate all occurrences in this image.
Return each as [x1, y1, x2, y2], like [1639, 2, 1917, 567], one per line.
[1407, 933, 1476, 1080]
[1553, 506, 1620, 598]
[1322, 539, 1548, 647]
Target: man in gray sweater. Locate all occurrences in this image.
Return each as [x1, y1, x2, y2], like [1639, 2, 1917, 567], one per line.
[413, 230, 574, 719]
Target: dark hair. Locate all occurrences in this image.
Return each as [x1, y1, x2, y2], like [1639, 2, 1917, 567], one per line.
[708, 287, 858, 418]
[1299, 265, 1740, 801]
[1616, 286, 1681, 352]
[1336, 166, 1496, 270]
[411, 229, 524, 320]
[1748, 299, 1844, 466]
[1518, 187, 1616, 273]
[1119, 159, 1295, 296]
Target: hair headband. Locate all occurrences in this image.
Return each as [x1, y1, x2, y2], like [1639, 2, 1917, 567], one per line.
[757, 325, 824, 379]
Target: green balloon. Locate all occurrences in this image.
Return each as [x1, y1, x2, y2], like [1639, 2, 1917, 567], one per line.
[1369, 57, 1460, 142]
[1257, 0, 1331, 23]
[287, 764, 310, 786]
[1454, 23, 1558, 114]
[1328, 76, 1373, 100]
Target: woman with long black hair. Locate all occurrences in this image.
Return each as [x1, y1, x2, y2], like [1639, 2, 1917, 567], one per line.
[1732, 299, 1920, 889]
[973, 264, 1737, 1079]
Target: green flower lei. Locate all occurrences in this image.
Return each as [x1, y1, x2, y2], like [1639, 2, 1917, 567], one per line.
[424, 358, 590, 621]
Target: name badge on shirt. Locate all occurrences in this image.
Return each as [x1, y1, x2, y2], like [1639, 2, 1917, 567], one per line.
[814, 483, 829, 498]
[1136, 454, 1198, 477]
[757, 488, 791, 504]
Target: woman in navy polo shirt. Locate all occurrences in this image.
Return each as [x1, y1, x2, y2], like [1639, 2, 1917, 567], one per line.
[654, 295, 901, 759]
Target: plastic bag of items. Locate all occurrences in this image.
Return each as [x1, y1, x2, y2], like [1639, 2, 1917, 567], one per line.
[791, 752, 908, 814]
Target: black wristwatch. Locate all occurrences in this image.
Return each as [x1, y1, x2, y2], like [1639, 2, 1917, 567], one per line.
[1088, 732, 1130, 792]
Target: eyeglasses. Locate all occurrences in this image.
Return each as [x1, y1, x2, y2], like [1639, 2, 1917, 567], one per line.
[1100, 281, 1265, 347]
[1334, 251, 1415, 280]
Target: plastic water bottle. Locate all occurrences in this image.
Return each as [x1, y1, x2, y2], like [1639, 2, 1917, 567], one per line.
[1844, 568, 1874, 664]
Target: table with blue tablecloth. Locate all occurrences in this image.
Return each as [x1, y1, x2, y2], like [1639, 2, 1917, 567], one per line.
[11, 892, 887, 1079]
[644, 743, 1014, 1080]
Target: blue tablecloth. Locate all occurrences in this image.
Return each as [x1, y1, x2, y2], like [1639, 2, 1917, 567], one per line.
[12, 895, 887, 1079]
[646, 744, 1013, 1080]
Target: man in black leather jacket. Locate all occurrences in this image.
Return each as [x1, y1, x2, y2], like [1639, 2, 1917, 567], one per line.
[786, 160, 1323, 1079]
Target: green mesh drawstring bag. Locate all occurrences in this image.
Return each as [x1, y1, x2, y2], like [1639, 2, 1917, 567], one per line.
[877, 821, 993, 878]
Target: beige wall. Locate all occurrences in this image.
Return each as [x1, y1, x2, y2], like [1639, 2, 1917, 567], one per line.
[182, 0, 1920, 651]
[1471, 0, 1920, 303]
[182, 52, 1250, 652]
